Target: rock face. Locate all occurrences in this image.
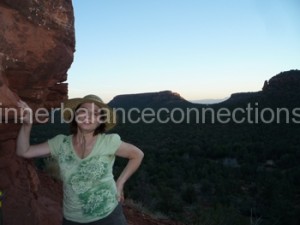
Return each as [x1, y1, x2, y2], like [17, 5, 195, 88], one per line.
[0, 0, 75, 224]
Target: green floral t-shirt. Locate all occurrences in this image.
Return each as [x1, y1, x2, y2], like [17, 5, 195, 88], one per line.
[48, 133, 122, 223]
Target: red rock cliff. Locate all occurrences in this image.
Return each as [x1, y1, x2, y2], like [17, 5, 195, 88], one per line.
[0, 0, 75, 224]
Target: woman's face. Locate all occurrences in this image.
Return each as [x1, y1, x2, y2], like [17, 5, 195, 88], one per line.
[75, 102, 103, 132]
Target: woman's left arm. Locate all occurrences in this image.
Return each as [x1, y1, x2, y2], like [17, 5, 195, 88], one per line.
[115, 142, 144, 202]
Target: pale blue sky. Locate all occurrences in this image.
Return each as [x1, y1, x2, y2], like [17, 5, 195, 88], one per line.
[68, 0, 300, 102]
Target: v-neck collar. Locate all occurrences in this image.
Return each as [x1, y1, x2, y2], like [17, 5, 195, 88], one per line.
[70, 134, 101, 161]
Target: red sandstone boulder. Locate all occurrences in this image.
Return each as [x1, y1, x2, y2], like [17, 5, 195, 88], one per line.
[0, 1, 75, 224]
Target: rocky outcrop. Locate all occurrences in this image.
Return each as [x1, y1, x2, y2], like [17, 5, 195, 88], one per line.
[0, 0, 75, 224]
[220, 70, 300, 106]
[124, 204, 185, 225]
[262, 69, 300, 92]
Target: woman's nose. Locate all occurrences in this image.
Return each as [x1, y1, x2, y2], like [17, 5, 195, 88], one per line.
[85, 112, 95, 121]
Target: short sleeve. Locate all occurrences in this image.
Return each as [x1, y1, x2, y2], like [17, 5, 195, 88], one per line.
[47, 134, 67, 157]
[102, 133, 122, 155]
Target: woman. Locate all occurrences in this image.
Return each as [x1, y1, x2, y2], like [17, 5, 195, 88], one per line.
[16, 94, 144, 225]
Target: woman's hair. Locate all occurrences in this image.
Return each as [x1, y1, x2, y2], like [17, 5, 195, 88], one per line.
[70, 104, 107, 135]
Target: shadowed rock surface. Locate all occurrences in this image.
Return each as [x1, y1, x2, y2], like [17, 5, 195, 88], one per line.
[0, 0, 74, 224]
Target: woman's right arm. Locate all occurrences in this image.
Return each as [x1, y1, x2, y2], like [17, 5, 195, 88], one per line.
[16, 100, 51, 158]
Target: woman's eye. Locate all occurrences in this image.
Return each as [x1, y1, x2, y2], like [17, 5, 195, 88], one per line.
[76, 109, 87, 115]
[95, 109, 102, 115]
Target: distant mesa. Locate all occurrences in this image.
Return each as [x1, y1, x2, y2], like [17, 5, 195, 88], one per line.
[191, 97, 229, 104]
[108, 69, 300, 109]
[108, 90, 193, 108]
[220, 69, 300, 106]
[262, 69, 300, 92]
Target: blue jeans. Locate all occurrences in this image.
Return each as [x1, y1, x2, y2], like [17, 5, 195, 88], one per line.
[62, 204, 127, 225]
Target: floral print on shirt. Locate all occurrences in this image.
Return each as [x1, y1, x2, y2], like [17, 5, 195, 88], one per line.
[68, 155, 117, 217]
